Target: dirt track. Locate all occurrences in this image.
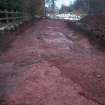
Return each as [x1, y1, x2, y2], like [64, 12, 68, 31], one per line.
[0, 19, 105, 105]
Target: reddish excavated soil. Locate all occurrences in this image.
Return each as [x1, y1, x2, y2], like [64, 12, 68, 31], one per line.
[0, 19, 105, 105]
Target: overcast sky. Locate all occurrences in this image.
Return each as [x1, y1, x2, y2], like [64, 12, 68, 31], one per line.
[55, 0, 76, 8]
[45, 0, 76, 9]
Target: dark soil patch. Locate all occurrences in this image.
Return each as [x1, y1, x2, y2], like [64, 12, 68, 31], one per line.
[0, 19, 39, 54]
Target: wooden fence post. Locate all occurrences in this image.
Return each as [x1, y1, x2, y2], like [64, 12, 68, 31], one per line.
[12, 10, 15, 23]
[5, 9, 9, 24]
[0, 10, 24, 28]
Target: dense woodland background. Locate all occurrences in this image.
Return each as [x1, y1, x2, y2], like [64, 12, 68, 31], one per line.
[0, 0, 105, 19]
[0, 0, 44, 20]
[72, 0, 105, 14]
[46, 0, 105, 14]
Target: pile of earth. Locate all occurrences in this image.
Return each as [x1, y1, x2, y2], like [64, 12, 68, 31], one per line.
[79, 15, 105, 45]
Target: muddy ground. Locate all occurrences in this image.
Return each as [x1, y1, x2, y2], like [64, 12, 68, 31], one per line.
[0, 19, 105, 105]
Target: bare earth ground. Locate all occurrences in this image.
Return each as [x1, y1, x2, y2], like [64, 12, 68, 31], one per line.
[0, 19, 105, 105]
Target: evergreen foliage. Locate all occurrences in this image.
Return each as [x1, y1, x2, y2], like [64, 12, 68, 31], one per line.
[72, 0, 105, 14]
[0, 0, 23, 11]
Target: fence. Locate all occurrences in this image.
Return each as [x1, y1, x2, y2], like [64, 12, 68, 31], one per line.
[0, 10, 24, 24]
[0, 10, 28, 31]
